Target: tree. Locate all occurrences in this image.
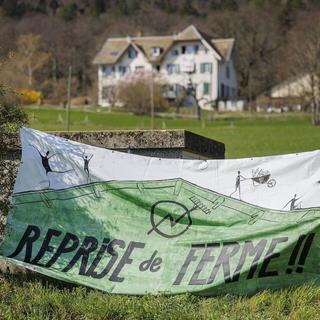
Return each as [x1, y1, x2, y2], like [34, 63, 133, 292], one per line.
[1, 0, 26, 17]
[0, 55, 28, 132]
[208, 5, 282, 108]
[180, 0, 199, 16]
[116, 70, 169, 115]
[49, 0, 59, 14]
[15, 33, 50, 88]
[289, 15, 320, 125]
[58, 3, 78, 21]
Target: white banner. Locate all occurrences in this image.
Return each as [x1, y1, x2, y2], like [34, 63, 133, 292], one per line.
[15, 127, 320, 211]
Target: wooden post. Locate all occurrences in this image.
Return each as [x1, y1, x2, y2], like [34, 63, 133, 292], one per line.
[66, 65, 72, 132]
[150, 72, 154, 130]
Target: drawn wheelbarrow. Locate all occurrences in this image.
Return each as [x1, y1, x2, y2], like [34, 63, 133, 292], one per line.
[249, 169, 276, 188]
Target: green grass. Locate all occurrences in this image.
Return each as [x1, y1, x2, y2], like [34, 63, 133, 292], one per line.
[0, 274, 320, 319]
[1, 106, 320, 319]
[24, 106, 320, 158]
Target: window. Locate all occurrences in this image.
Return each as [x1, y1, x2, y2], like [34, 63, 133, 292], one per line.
[166, 63, 180, 75]
[186, 45, 199, 54]
[128, 48, 137, 59]
[226, 65, 230, 79]
[118, 65, 128, 75]
[156, 65, 161, 71]
[232, 88, 237, 98]
[110, 51, 118, 56]
[181, 46, 186, 54]
[186, 45, 194, 54]
[135, 66, 144, 71]
[152, 47, 161, 56]
[102, 66, 115, 77]
[226, 85, 230, 97]
[102, 86, 114, 100]
[220, 84, 225, 98]
[171, 49, 179, 56]
[203, 82, 210, 95]
[200, 63, 212, 74]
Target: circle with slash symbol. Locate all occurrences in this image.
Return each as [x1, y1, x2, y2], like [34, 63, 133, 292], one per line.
[147, 200, 193, 238]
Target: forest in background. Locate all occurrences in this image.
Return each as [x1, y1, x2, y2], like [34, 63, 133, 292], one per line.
[0, 0, 319, 105]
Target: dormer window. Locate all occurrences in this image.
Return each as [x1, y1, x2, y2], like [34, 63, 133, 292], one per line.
[152, 47, 161, 56]
[128, 48, 137, 59]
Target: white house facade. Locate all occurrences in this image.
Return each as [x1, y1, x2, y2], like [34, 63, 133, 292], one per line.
[93, 25, 237, 108]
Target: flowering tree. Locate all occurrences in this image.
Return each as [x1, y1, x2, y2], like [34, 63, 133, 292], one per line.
[116, 70, 169, 115]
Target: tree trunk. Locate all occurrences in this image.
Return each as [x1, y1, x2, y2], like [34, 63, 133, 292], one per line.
[28, 60, 32, 87]
[248, 68, 253, 112]
[52, 56, 57, 83]
[315, 100, 320, 125]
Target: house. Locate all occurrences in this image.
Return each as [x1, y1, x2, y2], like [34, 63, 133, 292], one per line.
[93, 25, 237, 108]
[255, 74, 311, 112]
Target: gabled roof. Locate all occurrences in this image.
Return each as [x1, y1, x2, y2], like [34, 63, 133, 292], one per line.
[93, 25, 235, 65]
[93, 39, 129, 64]
[211, 39, 235, 61]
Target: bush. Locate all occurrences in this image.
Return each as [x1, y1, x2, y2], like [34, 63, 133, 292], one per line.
[18, 88, 42, 105]
[0, 89, 28, 132]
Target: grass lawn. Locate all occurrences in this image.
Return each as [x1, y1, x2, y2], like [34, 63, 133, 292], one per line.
[24, 106, 320, 158]
[1, 106, 320, 319]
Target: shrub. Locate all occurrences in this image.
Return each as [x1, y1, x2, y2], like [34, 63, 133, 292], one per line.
[0, 89, 28, 132]
[18, 88, 42, 105]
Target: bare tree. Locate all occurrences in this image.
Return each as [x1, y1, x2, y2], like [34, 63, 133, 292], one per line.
[289, 14, 320, 125]
[207, 5, 283, 109]
[15, 33, 50, 87]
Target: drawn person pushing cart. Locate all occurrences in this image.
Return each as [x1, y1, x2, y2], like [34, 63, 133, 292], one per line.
[283, 194, 302, 211]
[230, 171, 246, 200]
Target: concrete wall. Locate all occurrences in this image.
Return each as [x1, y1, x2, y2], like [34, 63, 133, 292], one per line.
[0, 129, 225, 217]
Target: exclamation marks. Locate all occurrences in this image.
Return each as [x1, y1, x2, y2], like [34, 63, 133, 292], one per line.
[296, 233, 315, 273]
[286, 233, 315, 274]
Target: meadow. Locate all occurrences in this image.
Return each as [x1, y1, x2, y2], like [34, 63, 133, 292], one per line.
[1, 106, 320, 319]
[25, 106, 320, 158]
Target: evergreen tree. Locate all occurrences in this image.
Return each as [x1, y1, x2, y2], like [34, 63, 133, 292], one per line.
[1, 0, 25, 17]
[58, 3, 78, 21]
[180, 0, 199, 16]
[49, 0, 59, 14]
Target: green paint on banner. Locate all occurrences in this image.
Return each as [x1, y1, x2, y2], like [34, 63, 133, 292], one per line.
[0, 178, 319, 295]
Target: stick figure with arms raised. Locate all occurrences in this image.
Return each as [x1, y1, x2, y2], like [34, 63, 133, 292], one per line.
[30, 145, 73, 187]
[82, 151, 93, 183]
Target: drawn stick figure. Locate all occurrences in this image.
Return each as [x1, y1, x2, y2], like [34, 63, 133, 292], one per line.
[283, 194, 302, 211]
[82, 151, 93, 183]
[230, 171, 246, 200]
[30, 145, 73, 188]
